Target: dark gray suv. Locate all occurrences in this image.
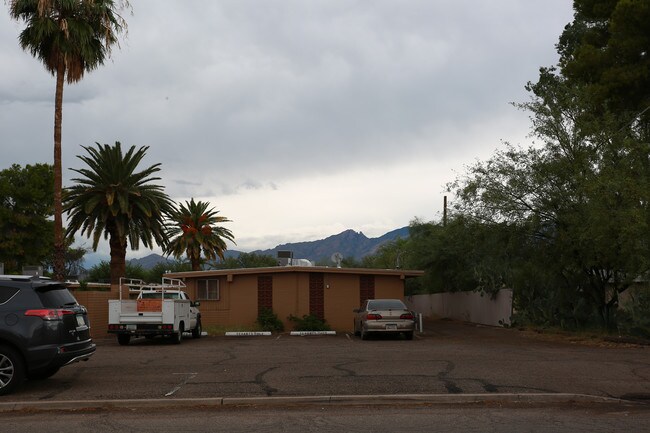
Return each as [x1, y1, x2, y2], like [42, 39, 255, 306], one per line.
[0, 275, 96, 395]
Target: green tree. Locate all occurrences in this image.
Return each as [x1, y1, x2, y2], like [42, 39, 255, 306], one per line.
[214, 252, 277, 269]
[361, 237, 410, 270]
[164, 199, 235, 271]
[43, 237, 88, 279]
[556, 0, 650, 121]
[449, 99, 650, 328]
[85, 260, 148, 283]
[146, 260, 192, 283]
[9, 0, 128, 281]
[64, 142, 174, 285]
[0, 163, 54, 273]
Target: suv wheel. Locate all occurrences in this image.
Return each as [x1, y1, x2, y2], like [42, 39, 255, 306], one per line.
[0, 345, 25, 396]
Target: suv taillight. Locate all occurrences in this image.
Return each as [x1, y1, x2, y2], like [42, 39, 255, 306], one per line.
[24, 309, 75, 321]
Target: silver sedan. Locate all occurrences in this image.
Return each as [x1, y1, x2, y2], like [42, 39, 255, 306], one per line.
[353, 299, 415, 340]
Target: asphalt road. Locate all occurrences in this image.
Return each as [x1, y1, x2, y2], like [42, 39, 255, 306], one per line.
[3, 405, 650, 433]
[1, 320, 649, 409]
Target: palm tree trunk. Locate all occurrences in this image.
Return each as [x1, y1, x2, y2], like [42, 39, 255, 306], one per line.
[109, 232, 127, 286]
[53, 59, 65, 281]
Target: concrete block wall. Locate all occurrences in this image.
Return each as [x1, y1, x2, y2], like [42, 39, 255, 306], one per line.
[405, 289, 513, 327]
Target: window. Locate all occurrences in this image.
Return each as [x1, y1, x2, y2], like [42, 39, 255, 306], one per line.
[197, 279, 219, 300]
[0, 286, 19, 304]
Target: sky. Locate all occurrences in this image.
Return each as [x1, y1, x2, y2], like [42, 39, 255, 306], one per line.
[1, 0, 575, 263]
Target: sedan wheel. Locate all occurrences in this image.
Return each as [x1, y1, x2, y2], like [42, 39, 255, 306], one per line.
[0, 345, 25, 396]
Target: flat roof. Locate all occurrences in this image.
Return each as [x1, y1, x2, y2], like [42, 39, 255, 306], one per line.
[166, 266, 424, 279]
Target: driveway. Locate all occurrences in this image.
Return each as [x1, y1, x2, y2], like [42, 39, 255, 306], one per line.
[1, 320, 649, 406]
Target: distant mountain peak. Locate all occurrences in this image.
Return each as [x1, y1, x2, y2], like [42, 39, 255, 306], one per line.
[120, 227, 409, 269]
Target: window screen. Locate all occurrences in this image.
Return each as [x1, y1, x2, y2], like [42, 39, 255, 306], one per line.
[197, 279, 219, 300]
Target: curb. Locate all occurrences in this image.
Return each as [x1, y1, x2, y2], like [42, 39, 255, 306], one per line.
[0, 393, 628, 412]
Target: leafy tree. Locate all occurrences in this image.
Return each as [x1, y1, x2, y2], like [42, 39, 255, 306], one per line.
[146, 259, 192, 283]
[214, 252, 277, 269]
[85, 260, 148, 283]
[43, 237, 88, 279]
[64, 142, 174, 285]
[164, 199, 235, 271]
[9, 0, 128, 280]
[449, 84, 650, 328]
[556, 0, 650, 122]
[361, 237, 411, 270]
[0, 163, 54, 273]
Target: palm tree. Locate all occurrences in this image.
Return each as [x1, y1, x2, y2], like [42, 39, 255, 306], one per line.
[64, 142, 174, 285]
[165, 199, 236, 271]
[9, 0, 128, 281]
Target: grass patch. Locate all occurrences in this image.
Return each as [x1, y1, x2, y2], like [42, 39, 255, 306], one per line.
[203, 324, 261, 336]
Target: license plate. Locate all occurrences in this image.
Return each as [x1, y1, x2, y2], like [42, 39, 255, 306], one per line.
[385, 324, 397, 330]
[76, 315, 86, 327]
[126, 324, 137, 331]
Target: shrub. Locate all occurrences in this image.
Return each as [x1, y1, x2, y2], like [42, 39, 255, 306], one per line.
[288, 314, 331, 332]
[256, 308, 284, 333]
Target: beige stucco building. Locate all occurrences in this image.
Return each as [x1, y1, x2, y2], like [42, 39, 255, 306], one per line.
[165, 266, 424, 332]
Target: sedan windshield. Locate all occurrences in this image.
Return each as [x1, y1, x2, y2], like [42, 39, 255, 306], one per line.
[367, 300, 406, 310]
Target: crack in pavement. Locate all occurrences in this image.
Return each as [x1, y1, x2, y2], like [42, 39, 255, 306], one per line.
[437, 360, 463, 394]
[165, 373, 198, 397]
[255, 367, 279, 396]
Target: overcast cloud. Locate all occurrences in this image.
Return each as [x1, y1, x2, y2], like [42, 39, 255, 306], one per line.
[1, 1, 574, 261]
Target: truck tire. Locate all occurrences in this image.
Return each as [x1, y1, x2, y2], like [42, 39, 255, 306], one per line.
[117, 334, 131, 346]
[0, 345, 25, 396]
[173, 324, 184, 344]
[192, 320, 202, 339]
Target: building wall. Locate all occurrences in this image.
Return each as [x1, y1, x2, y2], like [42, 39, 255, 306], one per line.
[71, 289, 114, 339]
[72, 270, 410, 337]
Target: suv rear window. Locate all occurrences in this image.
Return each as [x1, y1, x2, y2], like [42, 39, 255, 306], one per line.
[0, 286, 19, 304]
[36, 287, 78, 308]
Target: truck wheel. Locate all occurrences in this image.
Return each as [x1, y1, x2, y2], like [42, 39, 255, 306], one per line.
[0, 345, 25, 396]
[192, 320, 202, 339]
[173, 324, 184, 344]
[117, 334, 131, 346]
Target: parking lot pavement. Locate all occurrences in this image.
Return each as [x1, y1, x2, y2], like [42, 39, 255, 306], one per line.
[1, 320, 649, 411]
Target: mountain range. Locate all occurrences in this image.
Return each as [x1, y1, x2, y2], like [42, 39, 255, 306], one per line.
[127, 227, 410, 269]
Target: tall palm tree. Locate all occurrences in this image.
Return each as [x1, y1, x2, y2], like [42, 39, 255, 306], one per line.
[9, 0, 128, 281]
[165, 199, 236, 271]
[64, 142, 174, 285]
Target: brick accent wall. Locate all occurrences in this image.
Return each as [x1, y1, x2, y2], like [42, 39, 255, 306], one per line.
[257, 275, 273, 315]
[359, 275, 375, 305]
[309, 273, 324, 320]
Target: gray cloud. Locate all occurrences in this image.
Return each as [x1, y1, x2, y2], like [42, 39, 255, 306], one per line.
[1, 1, 574, 251]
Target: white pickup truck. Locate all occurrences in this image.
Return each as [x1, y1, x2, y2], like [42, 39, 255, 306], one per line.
[108, 277, 202, 345]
